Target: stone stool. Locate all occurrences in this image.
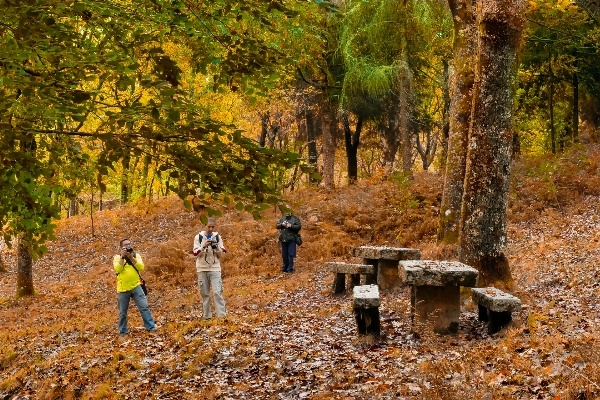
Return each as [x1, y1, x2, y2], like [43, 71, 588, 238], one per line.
[353, 285, 381, 336]
[471, 287, 522, 334]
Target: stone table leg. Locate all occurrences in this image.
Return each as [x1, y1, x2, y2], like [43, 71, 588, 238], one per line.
[363, 259, 378, 285]
[349, 274, 360, 291]
[478, 305, 489, 322]
[488, 310, 512, 334]
[377, 259, 401, 290]
[333, 273, 346, 295]
[354, 307, 381, 336]
[412, 285, 460, 334]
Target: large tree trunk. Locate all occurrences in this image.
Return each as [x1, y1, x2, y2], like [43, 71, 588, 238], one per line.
[343, 112, 363, 184]
[16, 238, 34, 297]
[321, 105, 337, 191]
[459, 0, 526, 288]
[438, 0, 477, 244]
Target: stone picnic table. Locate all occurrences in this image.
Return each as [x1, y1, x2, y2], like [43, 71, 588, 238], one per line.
[399, 260, 479, 334]
[350, 246, 421, 290]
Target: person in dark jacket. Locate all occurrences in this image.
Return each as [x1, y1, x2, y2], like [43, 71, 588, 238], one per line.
[276, 213, 301, 273]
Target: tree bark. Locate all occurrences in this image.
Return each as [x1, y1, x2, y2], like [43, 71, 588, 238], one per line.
[439, 0, 477, 244]
[321, 105, 337, 190]
[306, 108, 318, 184]
[573, 71, 579, 143]
[439, 59, 452, 172]
[259, 112, 269, 147]
[16, 238, 34, 297]
[68, 198, 78, 218]
[380, 93, 400, 172]
[399, 48, 413, 174]
[459, 0, 526, 288]
[121, 151, 131, 204]
[549, 52, 556, 154]
[140, 151, 152, 199]
[343, 112, 363, 184]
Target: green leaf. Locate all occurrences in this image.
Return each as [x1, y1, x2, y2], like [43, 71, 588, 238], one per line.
[200, 214, 208, 225]
[235, 202, 244, 211]
[184, 199, 192, 210]
[168, 110, 180, 122]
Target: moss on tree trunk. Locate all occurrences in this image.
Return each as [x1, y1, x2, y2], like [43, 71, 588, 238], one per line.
[438, 0, 477, 245]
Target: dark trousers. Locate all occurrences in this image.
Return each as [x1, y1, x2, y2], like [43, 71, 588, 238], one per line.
[281, 241, 297, 272]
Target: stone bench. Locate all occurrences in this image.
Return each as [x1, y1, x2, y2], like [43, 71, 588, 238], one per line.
[325, 262, 375, 295]
[353, 285, 380, 336]
[400, 260, 479, 334]
[471, 287, 521, 334]
[351, 246, 421, 290]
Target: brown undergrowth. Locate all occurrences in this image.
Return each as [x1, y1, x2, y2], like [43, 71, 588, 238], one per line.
[1, 146, 600, 399]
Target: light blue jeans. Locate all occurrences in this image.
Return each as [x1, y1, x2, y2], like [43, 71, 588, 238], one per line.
[197, 271, 227, 318]
[117, 285, 156, 335]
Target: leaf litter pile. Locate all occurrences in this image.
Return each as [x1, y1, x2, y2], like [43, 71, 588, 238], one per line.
[2, 176, 600, 399]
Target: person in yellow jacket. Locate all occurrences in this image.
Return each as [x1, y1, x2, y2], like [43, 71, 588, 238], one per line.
[113, 238, 156, 337]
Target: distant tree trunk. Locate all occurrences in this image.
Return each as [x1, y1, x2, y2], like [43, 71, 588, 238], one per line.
[573, 71, 579, 143]
[399, 51, 413, 174]
[121, 151, 131, 204]
[415, 130, 438, 171]
[549, 52, 556, 154]
[140, 152, 152, 199]
[321, 105, 337, 190]
[380, 93, 400, 172]
[68, 199, 78, 217]
[439, 0, 477, 244]
[343, 112, 363, 184]
[259, 112, 269, 147]
[16, 238, 34, 297]
[306, 108, 318, 184]
[439, 59, 452, 172]
[459, 0, 526, 288]
[90, 188, 95, 236]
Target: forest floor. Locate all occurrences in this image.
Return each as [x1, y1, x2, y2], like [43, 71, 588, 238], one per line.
[2, 145, 600, 399]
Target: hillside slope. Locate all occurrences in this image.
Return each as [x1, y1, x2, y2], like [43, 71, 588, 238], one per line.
[2, 147, 600, 399]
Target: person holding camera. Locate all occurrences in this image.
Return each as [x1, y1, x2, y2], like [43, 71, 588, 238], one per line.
[276, 212, 301, 273]
[192, 218, 227, 319]
[113, 238, 156, 338]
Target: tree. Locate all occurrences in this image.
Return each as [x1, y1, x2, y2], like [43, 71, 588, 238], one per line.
[438, 0, 477, 244]
[0, 0, 308, 295]
[459, 0, 527, 287]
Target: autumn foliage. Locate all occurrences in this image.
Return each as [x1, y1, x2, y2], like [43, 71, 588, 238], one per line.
[2, 145, 600, 398]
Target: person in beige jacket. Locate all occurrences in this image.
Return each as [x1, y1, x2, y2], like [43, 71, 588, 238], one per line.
[192, 218, 227, 319]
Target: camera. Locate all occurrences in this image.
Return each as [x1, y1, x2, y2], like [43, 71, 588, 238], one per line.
[210, 237, 219, 249]
[125, 247, 134, 253]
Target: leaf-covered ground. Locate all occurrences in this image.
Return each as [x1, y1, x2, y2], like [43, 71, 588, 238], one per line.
[2, 168, 600, 399]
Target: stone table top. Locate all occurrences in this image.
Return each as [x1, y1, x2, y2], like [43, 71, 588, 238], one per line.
[399, 260, 479, 287]
[351, 246, 421, 260]
[353, 285, 380, 308]
[471, 287, 522, 312]
[325, 262, 375, 274]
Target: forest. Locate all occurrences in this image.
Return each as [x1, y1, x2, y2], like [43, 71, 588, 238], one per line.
[2, 0, 600, 399]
